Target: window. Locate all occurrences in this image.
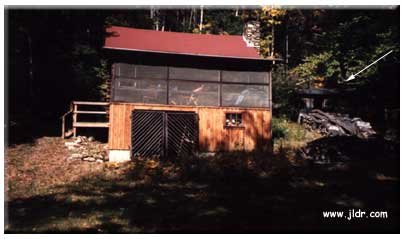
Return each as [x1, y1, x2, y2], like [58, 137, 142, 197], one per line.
[225, 113, 243, 127]
[222, 84, 269, 108]
[222, 71, 269, 84]
[169, 67, 220, 82]
[112, 63, 270, 108]
[114, 77, 167, 104]
[136, 65, 167, 79]
[168, 80, 219, 106]
[115, 63, 135, 78]
[115, 63, 167, 79]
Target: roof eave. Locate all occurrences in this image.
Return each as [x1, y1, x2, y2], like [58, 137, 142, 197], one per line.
[103, 46, 283, 62]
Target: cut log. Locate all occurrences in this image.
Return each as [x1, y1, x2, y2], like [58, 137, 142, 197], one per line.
[311, 109, 356, 134]
[298, 109, 376, 139]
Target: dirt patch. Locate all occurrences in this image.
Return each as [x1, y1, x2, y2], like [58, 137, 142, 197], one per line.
[5, 137, 122, 200]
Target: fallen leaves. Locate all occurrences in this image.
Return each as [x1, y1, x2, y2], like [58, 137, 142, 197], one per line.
[5, 137, 107, 200]
[145, 159, 160, 169]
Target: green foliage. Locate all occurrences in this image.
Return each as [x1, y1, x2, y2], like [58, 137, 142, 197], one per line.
[272, 117, 307, 142]
[272, 65, 302, 119]
[93, 59, 111, 100]
[257, 7, 286, 58]
[272, 118, 288, 140]
[272, 117, 321, 157]
[289, 9, 399, 89]
[289, 51, 340, 87]
[199, 10, 243, 35]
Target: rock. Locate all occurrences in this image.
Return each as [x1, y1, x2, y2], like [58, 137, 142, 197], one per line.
[94, 154, 103, 159]
[67, 156, 80, 161]
[83, 157, 96, 162]
[65, 142, 77, 147]
[66, 137, 108, 163]
[71, 153, 83, 158]
[96, 159, 104, 163]
[198, 152, 216, 158]
[67, 146, 76, 150]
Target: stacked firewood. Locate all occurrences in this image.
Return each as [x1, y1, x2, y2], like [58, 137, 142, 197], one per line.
[297, 136, 392, 165]
[299, 109, 376, 139]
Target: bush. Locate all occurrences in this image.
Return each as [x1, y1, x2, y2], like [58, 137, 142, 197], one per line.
[272, 118, 289, 140]
[272, 117, 316, 145]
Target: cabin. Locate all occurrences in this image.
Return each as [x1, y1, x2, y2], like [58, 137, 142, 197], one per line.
[63, 24, 278, 162]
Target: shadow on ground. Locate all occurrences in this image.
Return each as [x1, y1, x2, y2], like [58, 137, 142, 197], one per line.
[5, 136, 400, 233]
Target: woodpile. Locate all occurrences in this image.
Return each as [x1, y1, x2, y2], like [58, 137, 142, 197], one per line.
[65, 136, 108, 162]
[299, 109, 376, 139]
[297, 136, 398, 165]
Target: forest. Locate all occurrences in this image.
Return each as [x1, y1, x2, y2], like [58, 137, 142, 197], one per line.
[5, 6, 400, 233]
[7, 6, 399, 143]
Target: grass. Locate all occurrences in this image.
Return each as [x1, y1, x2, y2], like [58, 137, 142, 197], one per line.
[272, 117, 321, 159]
[4, 133, 400, 233]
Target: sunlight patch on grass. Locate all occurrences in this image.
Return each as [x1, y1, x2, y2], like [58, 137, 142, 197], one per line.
[198, 206, 229, 217]
[375, 173, 399, 181]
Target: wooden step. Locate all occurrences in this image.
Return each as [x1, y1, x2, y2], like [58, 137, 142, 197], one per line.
[73, 122, 109, 128]
[74, 110, 108, 114]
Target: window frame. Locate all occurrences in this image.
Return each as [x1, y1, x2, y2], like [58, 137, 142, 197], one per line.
[112, 63, 270, 109]
[224, 112, 244, 128]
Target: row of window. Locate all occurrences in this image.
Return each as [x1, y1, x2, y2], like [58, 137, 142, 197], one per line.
[115, 63, 270, 84]
[112, 63, 270, 108]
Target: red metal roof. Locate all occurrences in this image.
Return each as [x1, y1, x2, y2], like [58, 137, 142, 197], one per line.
[104, 26, 263, 60]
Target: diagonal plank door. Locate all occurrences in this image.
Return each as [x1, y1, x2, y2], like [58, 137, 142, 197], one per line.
[167, 112, 198, 159]
[131, 110, 198, 160]
[131, 110, 165, 159]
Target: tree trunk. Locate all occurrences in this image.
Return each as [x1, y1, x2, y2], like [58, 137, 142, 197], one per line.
[161, 12, 166, 31]
[199, 6, 204, 33]
[189, 8, 194, 30]
[154, 9, 160, 31]
[271, 27, 275, 57]
[24, 28, 34, 102]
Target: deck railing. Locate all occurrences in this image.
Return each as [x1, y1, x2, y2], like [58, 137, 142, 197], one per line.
[61, 101, 110, 138]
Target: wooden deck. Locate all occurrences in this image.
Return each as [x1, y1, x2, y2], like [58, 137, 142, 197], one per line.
[61, 101, 110, 138]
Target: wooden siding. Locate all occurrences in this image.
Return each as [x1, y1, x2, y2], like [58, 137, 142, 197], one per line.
[108, 103, 272, 152]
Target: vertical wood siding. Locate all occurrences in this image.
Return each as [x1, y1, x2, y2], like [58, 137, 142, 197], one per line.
[108, 103, 272, 152]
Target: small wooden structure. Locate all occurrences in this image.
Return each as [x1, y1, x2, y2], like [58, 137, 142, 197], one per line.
[68, 26, 278, 161]
[297, 88, 340, 111]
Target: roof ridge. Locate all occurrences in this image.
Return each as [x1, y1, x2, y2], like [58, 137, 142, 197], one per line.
[109, 25, 244, 39]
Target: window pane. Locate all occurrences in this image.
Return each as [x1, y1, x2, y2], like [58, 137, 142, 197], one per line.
[169, 67, 220, 82]
[115, 63, 135, 78]
[222, 71, 269, 84]
[225, 113, 243, 126]
[169, 80, 219, 106]
[222, 84, 269, 107]
[136, 65, 167, 79]
[114, 77, 167, 104]
[115, 64, 168, 79]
